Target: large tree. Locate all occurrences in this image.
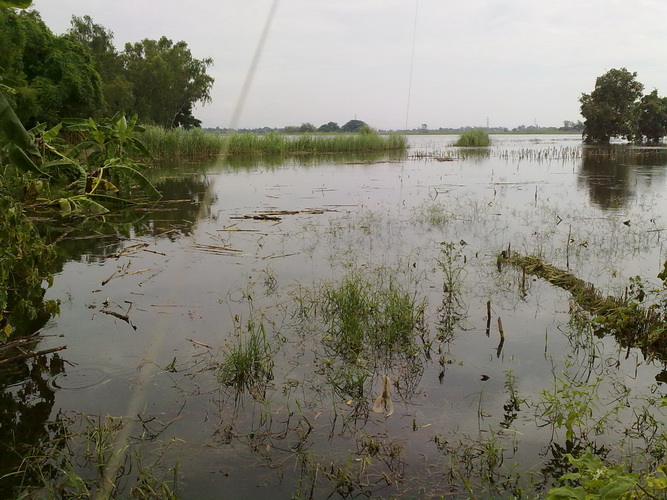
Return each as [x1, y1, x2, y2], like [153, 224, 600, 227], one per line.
[67, 15, 134, 115]
[636, 89, 667, 144]
[0, 8, 104, 126]
[341, 119, 367, 132]
[580, 68, 644, 144]
[123, 37, 214, 128]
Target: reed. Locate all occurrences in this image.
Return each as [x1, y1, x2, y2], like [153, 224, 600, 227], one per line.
[139, 125, 407, 158]
[454, 128, 491, 147]
[140, 125, 226, 158]
[226, 130, 408, 155]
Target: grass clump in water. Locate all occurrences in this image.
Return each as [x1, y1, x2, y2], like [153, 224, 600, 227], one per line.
[454, 128, 491, 147]
[218, 319, 274, 397]
[319, 271, 426, 363]
[227, 128, 408, 156]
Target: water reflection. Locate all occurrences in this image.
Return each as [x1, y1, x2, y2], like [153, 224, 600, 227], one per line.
[577, 147, 667, 210]
[0, 163, 216, 495]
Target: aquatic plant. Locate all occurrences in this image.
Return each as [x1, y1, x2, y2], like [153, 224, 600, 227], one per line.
[547, 452, 667, 499]
[217, 318, 274, 397]
[226, 130, 408, 156]
[140, 125, 225, 158]
[0, 195, 59, 341]
[454, 128, 491, 147]
[319, 272, 426, 364]
[8, 412, 180, 498]
[498, 251, 667, 361]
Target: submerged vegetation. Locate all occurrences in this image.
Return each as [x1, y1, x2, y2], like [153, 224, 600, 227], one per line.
[454, 127, 491, 147]
[226, 127, 408, 156]
[140, 125, 408, 158]
[499, 251, 667, 360]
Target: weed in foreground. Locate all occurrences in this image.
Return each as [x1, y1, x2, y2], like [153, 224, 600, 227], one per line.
[319, 271, 426, 365]
[217, 318, 275, 398]
[6, 412, 180, 498]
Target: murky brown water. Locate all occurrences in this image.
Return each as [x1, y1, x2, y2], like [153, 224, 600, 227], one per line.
[5, 134, 667, 498]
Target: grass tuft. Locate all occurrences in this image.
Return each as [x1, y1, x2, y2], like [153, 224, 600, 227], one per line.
[454, 128, 491, 147]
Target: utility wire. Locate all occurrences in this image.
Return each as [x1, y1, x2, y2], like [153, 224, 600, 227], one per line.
[404, 0, 419, 130]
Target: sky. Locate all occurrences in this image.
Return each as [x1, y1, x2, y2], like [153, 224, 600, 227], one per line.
[30, 0, 667, 130]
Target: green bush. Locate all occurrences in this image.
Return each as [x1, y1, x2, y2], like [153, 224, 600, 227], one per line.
[454, 128, 491, 147]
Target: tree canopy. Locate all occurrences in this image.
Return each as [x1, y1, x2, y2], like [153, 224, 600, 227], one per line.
[0, 8, 214, 128]
[341, 119, 368, 132]
[579, 68, 667, 144]
[123, 37, 214, 129]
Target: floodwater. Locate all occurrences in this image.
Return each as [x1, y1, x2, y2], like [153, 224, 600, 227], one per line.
[4, 134, 667, 498]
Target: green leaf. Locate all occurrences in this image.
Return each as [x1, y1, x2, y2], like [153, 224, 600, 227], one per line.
[107, 164, 162, 200]
[42, 123, 62, 143]
[58, 198, 72, 216]
[597, 477, 637, 498]
[0, 0, 32, 8]
[546, 485, 587, 500]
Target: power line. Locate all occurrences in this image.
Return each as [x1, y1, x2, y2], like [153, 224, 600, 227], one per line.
[404, 0, 419, 130]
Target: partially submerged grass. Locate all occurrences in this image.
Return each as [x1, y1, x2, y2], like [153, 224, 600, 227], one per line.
[319, 271, 426, 364]
[141, 126, 407, 158]
[7, 412, 180, 498]
[217, 318, 274, 397]
[498, 251, 667, 360]
[141, 125, 225, 158]
[226, 129, 408, 155]
[454, 128, 491, 147]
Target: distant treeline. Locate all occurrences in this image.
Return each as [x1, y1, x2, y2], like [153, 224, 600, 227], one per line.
[0, 8, 214, 129]
[206, 120, 584, 135]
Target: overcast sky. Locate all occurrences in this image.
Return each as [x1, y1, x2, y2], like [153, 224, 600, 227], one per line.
[30, 0, 667, 130]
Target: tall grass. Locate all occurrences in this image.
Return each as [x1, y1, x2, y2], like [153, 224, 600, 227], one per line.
[226, 130, 408, 155]
[454, 128, 491, 147]
[140, 126, 408, 158]
[141, 125, 225, 158]
[320, 272, 426, 362]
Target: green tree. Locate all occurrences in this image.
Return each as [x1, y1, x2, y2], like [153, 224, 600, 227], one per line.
[318, 121, 340, 132]
[298, 122, 316, 133]
[123, 37, 213, 128]
[341, 119, 367, 132]
[636, 89, 667, 144]
[67, 15, 134, 115]
[580, 68, 644, 143]
[1, 10, 104, 126]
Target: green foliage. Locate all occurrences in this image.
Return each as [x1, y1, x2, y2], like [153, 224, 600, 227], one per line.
[140, 125, 224, 157]
[226, 130, 407, 155]
[0, 195, 59, 340]
[547, 452, 667, 499]
[454, 128, 491, 147]
[218, 319, 274, 397]
[580, 68, 644, 144]
[1, 8, 214, 129]
[0, 90, 44, 176]
[13, 10, 104, 126]
[320, 271, 426, 363]
[123, 36, 214, 129]
[538, 374, 615, 443]
[0, 0, 32, 8]
[637, 89, 667, 144]
[341, 119, 367, 132]
[317, 121, 340, 132]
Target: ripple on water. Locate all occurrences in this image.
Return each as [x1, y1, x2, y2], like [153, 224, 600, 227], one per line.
[48, 367, 111, 391]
